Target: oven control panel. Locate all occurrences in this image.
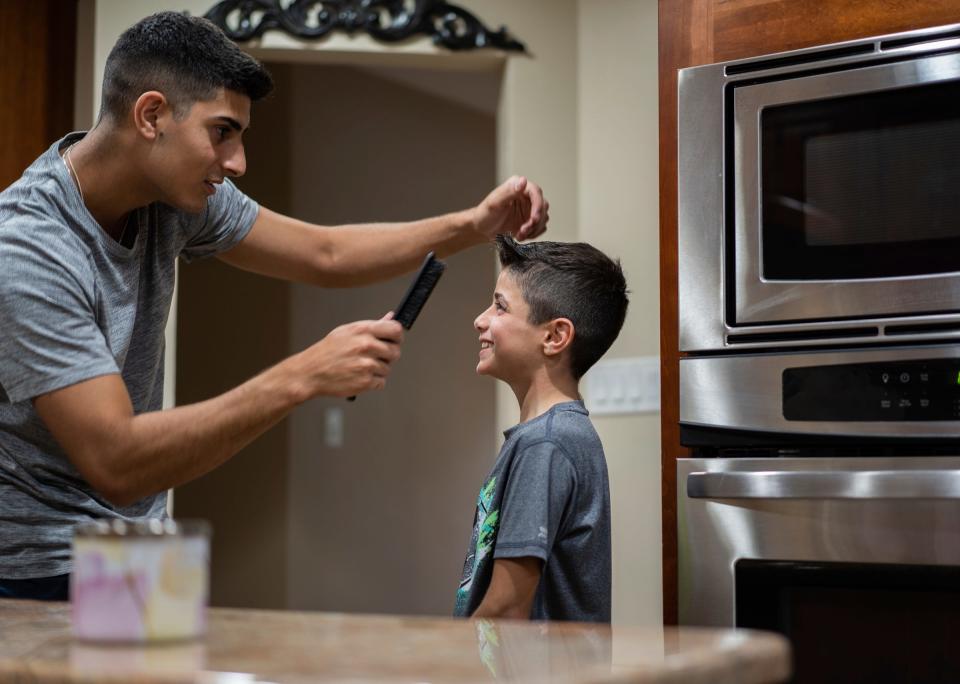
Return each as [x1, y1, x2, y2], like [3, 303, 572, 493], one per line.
[783, 359, 960, 421]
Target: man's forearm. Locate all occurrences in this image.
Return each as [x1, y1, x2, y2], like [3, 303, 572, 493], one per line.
[318, 210, 482, 287]
[220, 207, 482, 289]
[35, 319, 403, 507]
[64, 355, 308, 507]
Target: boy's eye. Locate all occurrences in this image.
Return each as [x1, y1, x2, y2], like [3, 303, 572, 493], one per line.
[215, 126, 230, 139]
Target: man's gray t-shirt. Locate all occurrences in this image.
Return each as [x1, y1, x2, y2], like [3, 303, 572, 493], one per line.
[0, 133, 258, 579]
[454, 401, 612, 622]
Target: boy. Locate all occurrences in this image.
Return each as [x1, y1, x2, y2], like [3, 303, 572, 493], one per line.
[454, 236, 629, 622]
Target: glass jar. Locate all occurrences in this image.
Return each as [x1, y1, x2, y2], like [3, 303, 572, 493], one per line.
[71, 518, 211, 643]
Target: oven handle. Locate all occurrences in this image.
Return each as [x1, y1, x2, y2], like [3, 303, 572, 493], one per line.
[687, 470, 960, 499]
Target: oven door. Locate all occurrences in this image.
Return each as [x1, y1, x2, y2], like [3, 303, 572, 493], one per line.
[733, 50, 960, 326]
[678, 457, 960, 683]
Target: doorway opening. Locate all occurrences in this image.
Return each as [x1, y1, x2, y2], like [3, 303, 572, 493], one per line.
[175, 59, 501, 615]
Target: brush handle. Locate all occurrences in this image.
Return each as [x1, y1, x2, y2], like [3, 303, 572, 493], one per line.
[346, 252, 446, 403]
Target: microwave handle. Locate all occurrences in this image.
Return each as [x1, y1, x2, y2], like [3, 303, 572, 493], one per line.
[687, 470, 960, 500]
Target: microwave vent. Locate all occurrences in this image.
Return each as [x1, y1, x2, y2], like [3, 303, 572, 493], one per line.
[726, 326, 879, 345]
[697, 445, 960, 459]
[724, 44, 873, 76]
[681, 426, 960, 457]
[880, 27, 960, 51]
[885, 321, 960, 337]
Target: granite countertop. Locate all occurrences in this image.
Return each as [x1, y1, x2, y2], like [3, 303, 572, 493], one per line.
[0, 599, 790, 683]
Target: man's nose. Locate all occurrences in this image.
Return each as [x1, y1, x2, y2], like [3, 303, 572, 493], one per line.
[223, 144, 246, 178]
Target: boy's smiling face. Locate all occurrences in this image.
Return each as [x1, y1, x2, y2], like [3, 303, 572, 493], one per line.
[474, 269, 546, 383]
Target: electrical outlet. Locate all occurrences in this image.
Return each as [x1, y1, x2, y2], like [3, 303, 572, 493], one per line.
[583, 356, 660, 415]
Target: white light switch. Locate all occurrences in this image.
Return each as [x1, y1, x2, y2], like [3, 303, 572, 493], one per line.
[583, 356, 660, 415]
[324, 407, 344, 448]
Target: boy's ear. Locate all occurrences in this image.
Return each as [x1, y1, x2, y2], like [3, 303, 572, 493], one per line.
[133, 91, 170, 140]
[542, 318, 575, 358]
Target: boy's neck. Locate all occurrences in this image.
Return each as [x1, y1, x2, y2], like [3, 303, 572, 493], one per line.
[512, 367, 581, 424]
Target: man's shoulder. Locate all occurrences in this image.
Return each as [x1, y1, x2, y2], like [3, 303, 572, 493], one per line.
[0, 183, 87, 257]
[1, 146, 73, 230]
[0, 183, 93, 288]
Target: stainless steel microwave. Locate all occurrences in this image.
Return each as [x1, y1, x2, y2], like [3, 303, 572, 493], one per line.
[679, 23, 960, 353]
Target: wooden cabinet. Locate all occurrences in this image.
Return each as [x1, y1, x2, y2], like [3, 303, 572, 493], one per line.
[0, 0, 76, 189]
[658, 0, 960, 625]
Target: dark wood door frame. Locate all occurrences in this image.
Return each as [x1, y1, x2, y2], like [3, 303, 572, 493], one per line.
[0, 0, 77, 189]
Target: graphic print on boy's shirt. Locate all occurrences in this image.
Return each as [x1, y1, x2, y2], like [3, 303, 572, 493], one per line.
[455, 475, 499, 614]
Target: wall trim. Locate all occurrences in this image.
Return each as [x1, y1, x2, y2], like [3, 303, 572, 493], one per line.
[203, 0, 526, 53]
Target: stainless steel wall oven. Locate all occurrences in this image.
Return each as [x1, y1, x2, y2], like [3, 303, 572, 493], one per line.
[679, 456, 960, 684]
[676, 23, 960, 684]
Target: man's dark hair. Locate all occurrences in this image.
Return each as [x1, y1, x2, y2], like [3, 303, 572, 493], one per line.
[100, 11, 273, 122]
[495, 235, 629, 379]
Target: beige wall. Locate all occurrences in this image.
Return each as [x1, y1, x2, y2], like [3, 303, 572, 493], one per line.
[86, 0, 661, 625]
[577, 0, 662, 627]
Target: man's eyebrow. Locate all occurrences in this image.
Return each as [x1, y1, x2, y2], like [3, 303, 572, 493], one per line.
[494, 292, 507, 307]
[213, 116, 244, 132]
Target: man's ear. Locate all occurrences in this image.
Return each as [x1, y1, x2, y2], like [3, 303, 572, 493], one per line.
[542, 318, 575, 358]
[132, 91, 169, 140]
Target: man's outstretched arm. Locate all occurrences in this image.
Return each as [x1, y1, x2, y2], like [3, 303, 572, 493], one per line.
[218, 176, 549, 287]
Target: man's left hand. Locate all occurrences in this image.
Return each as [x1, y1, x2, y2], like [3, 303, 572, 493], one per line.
[472, 175, 549, 242]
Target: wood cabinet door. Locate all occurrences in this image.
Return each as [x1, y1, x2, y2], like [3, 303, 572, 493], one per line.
[0, 0, 76, 189]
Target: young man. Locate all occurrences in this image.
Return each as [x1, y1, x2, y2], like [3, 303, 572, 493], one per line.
[0, 12, 548, 600]
[454, 236, 629, 622]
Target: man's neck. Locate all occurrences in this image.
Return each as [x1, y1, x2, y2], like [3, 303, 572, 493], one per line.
[511, 367, 581, 424]
[66, 127, 152, 240]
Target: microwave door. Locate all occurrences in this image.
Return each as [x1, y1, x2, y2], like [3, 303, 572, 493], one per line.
[733, 51, 960, 327]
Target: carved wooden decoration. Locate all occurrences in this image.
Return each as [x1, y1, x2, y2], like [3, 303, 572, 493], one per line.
[204, 0, 526, 52]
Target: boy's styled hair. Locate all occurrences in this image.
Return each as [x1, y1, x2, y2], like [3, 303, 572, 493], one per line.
[100, 11, 273, 122]
[495, 235, 629, 379]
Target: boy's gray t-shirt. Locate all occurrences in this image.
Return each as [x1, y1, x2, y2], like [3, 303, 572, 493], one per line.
[454, 401, 612, 622]
[0, 133, 259, 579]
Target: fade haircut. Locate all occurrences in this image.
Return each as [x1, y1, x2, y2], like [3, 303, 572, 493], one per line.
[495, 235, 629, 379]
[100, 11, 273, 122]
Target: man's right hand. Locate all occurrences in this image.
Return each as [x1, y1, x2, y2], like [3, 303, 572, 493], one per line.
[297, 316, 404, 399]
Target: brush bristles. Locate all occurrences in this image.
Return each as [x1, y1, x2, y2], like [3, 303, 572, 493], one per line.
[395, 258, 446, 329]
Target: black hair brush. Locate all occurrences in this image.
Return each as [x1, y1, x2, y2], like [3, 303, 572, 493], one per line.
[392, 251, 446, 329]
[348, 251, 446, 401]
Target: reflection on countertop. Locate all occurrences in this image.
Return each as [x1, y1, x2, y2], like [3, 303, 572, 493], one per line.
[0, 599, 790, 683]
